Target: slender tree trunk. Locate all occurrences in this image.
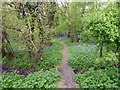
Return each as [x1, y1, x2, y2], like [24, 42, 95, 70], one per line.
[31, 17, 35, 41]
[22, 6, 35, 58]
[100, 46, 103, 57]
[36, 18, 45, 61]
[116, 45, 120, 60]
[2, 29, 14, 60]
[71, 36, 74, 43]
[27, 45, 35, 58]
[26, 18, 35, 58]
[46, 2, 57, 46]
[36, 43, 45, 60]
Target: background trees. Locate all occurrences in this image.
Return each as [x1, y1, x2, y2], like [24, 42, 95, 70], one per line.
[57, 2, 119, 58]
[84, 2, 119, 57]
[2, 1, 119, 63]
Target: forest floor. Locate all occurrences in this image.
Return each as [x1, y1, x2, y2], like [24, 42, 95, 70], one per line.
[58, 41, 79, 88]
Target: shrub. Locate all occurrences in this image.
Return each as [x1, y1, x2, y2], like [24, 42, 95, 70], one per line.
[94, 51, 119, 69]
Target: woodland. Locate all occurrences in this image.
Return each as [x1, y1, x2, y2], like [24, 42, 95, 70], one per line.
[1, 1, 120, 88]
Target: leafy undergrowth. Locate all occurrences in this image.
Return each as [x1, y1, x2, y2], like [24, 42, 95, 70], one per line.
[75, 67, 119, 88]
[38, 39, 63, 70]
[2, 68, 60, 88]
[67, 41, 119, 88]
[2, 39, 63, 71]
[68, 42, 99, 72]
[2, 39, 63, 88]
[68, 42, 119, 71]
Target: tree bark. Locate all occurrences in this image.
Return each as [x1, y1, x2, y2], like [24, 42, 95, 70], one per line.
[2, 29, 14, 60]
[46, 2, 57, 46]
[36, 18, 45, 61]
[36, 44, 45, 60]
[22, 4, 35, 58]
[100, 46, 103, 57]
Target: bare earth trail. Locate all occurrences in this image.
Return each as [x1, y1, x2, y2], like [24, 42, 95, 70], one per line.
[58, 41, 79, 88]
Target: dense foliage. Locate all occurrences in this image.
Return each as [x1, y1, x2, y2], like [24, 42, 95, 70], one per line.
[2, 69, 60, 88]
[75, 67, 119, 88]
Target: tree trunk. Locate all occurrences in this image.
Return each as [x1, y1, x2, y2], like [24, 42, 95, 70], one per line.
[28, 45, 35, 58]
[116, 45, 120, 60]
[26, 19, 35, 58]
[48, 2, 56, 28]
[2, 29, 14, 60]
[36, 44, 45, 60]
[23, 7, 35, 58]
[36, 18, 45, 61]
[71, 36, 74, 43]
[46, 2, 57, 46]
[100, 46, 103, 57]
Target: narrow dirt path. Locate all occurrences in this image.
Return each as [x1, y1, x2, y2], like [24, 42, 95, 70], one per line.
[58, 41, 79, 88]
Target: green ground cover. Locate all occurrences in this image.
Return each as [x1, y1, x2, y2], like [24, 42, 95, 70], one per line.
[66, 40, 119, 88]
[2, 39, 63, 88]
